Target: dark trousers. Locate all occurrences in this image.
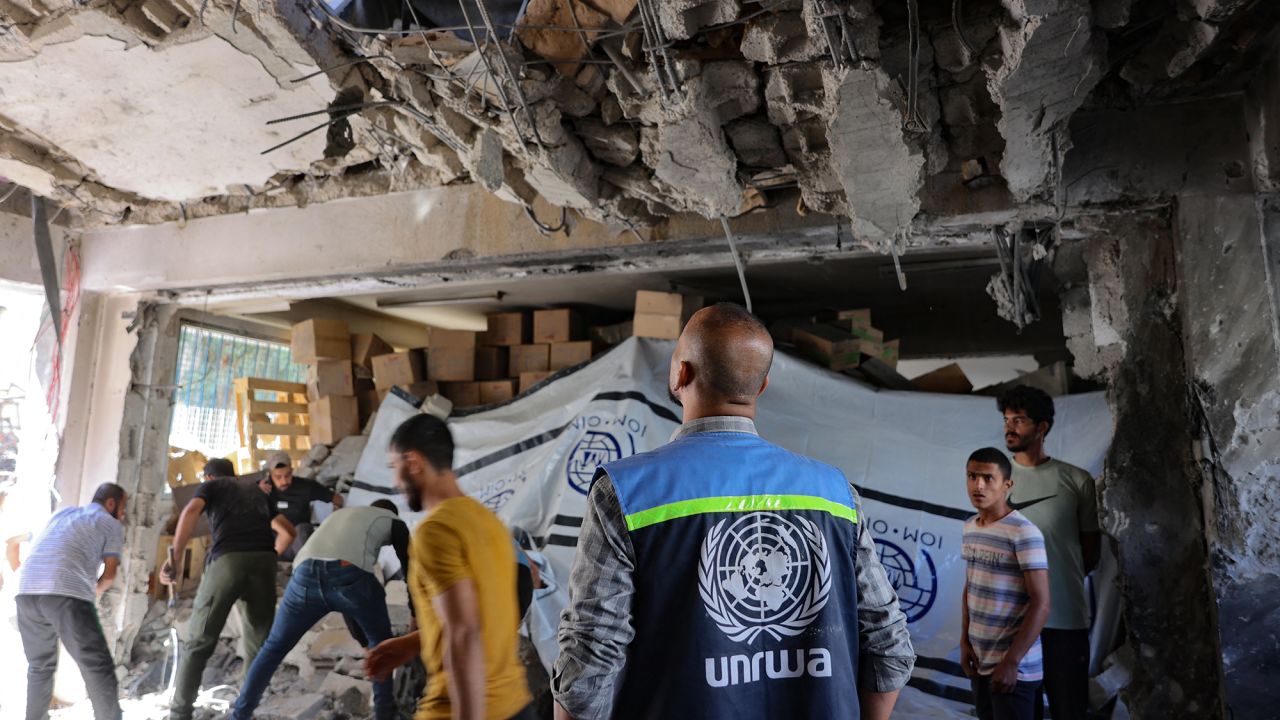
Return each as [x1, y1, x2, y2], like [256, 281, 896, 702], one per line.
[171, 551, 278, 720]
[1035, 628, 1091, 720]
[973, 675, 1040, 720]
[16, 594, 121, 720]
[231, 560, 395, 720]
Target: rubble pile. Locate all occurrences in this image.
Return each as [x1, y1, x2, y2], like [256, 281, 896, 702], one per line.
[0, 0, 1263, 235]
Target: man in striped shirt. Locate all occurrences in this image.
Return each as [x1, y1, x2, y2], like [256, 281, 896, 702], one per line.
[17, 482, 127, 720]
[961, 448, 1051, 720]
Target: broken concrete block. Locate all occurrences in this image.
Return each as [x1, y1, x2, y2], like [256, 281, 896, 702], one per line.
[315, 435, 368, 485]
[689, 61, 760, 124]
[825, 65, 925, 244]
[726, 118, 787, 168]
[658, 0, 741, 40]
[741, 12, 823, 64]
[320, 671, 374, 709]
[472, 128, 505, 192]
[987, 0, 1106, 201]
[576, 118, 639, 167]
[257, 693, 330, 720]
[651, 110, 743, 217]
[524, 136, 600, 208]
[764, 63, 837, 126]
[551, 78, 598, 118]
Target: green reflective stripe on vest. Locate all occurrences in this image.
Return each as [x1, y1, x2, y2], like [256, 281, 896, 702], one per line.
[624, 494, 857, 531]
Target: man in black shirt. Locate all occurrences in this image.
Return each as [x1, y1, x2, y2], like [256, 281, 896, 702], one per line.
[263, 450, 343, 560]
[162, 458, 296, 720]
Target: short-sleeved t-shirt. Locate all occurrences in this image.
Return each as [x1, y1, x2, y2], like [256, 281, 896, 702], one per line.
[962, 510, 1048, 681]
[294, 506, 409, 575]
[1010, 458, 1099, 629]
[19, 504, 124, 603]
[268, 477, 335, 527]
[195, 477, 278, 562]
[408, 496, 531, 720]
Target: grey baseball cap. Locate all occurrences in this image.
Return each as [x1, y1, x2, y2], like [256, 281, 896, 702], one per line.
[264, 451, 293, 471]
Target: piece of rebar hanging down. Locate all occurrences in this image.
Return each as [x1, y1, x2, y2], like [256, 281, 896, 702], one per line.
[720, 216, 753, 313]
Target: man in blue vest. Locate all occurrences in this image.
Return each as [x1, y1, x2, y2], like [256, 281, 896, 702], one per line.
[552, 303, 915, 720]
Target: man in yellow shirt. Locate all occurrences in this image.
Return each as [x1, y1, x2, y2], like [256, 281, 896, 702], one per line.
[365, 413, 534, 720]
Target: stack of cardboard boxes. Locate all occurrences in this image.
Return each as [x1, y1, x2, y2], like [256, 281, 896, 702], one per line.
[789, 309, 900, 374]
[292, 319, 361, 446]
[632, 290, 701, 339]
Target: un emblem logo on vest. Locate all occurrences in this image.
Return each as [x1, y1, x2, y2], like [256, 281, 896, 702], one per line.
[699, 512, 832, 643]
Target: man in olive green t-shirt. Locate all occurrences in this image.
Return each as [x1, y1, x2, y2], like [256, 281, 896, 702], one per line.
[999, 386, 1101, 720]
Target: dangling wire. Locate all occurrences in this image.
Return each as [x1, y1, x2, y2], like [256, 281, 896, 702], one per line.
[904, 0, 926, 133]
[720, 216, 753, 313]
[952, 0, 976, 58]
[889, 231, 908, 291]
[525, 204, 568, 235]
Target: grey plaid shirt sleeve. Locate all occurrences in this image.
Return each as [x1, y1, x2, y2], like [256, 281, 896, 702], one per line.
[851, 485, 917, 692]
[552, 472, 635, 720]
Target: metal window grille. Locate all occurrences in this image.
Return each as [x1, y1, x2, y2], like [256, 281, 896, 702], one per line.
[168, 324, 307, 457]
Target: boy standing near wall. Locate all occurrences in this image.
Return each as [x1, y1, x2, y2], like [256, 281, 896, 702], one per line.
[961, 448, 1052, 720]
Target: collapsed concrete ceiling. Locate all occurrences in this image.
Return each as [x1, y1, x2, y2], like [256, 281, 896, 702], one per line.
[0, 0, 1273, 239]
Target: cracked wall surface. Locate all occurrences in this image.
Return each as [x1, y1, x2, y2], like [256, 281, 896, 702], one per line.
[1177, 193, 1280, 718]
[1067, 210, 1226, 718]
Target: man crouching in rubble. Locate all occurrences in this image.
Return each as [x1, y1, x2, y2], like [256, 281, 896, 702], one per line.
[364, 414, 536, 720]
[229, 499, 410, 720]
[552, 303, 916, 720]
[162, 458, 296, 720]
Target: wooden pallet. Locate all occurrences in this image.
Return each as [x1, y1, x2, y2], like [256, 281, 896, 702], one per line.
[233, 377, 311, 474]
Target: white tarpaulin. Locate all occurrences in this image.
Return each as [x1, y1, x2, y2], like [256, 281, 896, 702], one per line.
[349, 337, 1115, 717]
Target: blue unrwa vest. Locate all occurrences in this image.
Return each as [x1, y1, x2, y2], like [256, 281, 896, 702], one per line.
[601, 430, 861, 719]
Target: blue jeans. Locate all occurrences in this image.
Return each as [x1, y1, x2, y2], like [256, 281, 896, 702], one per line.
[231, 560, 394, 720]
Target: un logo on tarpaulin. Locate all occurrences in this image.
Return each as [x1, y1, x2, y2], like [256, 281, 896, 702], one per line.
[874, 538, 937, 623]
[566, 431, 624, 495]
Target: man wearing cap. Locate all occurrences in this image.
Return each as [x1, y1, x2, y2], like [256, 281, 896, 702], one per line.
[262, 450, 344, 560]
[163, 458, 296, 720]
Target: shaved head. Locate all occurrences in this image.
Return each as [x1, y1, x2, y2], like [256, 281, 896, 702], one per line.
[670, 303, 774, 412]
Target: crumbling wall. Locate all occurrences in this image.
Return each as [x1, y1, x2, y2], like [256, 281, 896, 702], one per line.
[102, 301, 183, 661]
[1175, 193, 1280, 718]
[1061, 209, 1226, 718]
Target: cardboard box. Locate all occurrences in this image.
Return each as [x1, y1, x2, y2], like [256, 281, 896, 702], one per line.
[836, 308, 872, 328]
[590, 320, 633, 346]
[634, 290, 703, 321]
[479, 380, 517, 405]
[357, 389, 380, 425]
[484, 312, 531, 346]
[291, 319, 351, 364]
[878, 340, 900, 369]
[911, 363, 973, 395]
[429, 328, 478, 348]
[519, 371, 552, 393]
[309, 395, 359, 445]
[351, 333, 393, 370]
[510, 344, 550, 374]
[635, 290, 684, 315]
[307, 360, 354, 397]
[792, 325, 878, 371]
[428, 346, 477, 382]
[372, 350, 425, 389]
[439, 381, 480, 407]
[633, 312, 682, 340]
[533, 308, 585, 343]
[475, 346, 510, 381]
[550, 341, 599, 371]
